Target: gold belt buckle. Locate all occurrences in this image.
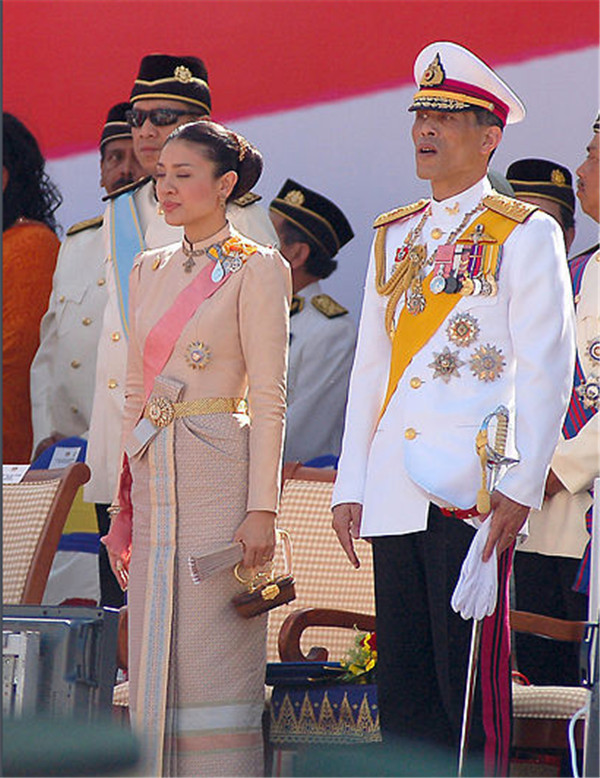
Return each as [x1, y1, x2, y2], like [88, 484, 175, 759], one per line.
[147, 396, 175, 428]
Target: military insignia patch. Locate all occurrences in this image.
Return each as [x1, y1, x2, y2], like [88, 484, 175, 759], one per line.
[311, 294, 348, 318]
[290, 295, 305, 316]
[576, 374, 600, 409]
[420, 52, 446, 87]
[174, 65, 193, 83]
[446, 312, 479, 348]
[428, 346, 465, 383]
[185, 341, 211, 370]
[469, 344, 506, 382]
[284, 189, 305, 207]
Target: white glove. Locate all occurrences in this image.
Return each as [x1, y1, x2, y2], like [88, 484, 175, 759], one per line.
[451, 519, 498, 620]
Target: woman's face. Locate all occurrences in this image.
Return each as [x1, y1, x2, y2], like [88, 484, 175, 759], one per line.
[155, 139, 236, 232]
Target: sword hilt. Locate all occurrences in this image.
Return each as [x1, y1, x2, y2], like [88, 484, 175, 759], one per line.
[476, 406, 512, 513]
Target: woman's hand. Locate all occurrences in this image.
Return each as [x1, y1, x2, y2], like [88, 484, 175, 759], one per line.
[233, 510, 276, 569]
[107, 546, 129, 591]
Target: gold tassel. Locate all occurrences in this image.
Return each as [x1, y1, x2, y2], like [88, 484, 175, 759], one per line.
[476, 428, 490, 513]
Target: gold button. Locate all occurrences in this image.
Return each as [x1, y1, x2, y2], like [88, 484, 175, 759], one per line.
[58, 295, 65, 303]
[111, 331, 121, 342]
[97, 278, 106, 286]
[71, 360, 81, 369]
[431, 227, 444, 240]
[108, 379, 118, 389]
[82, 317, 92, 326]
[71, 406, 79, 414]
[405, 427, 417, 440]
[410, 377, 422, 389]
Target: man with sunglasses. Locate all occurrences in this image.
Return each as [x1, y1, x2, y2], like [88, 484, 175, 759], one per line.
[84, 54, 278, 607]
[28, 102, 144, 607]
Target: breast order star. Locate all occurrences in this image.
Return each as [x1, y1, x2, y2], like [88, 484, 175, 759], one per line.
[428, 346, 465, 383]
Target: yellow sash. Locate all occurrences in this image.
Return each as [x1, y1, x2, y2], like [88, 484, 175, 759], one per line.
[378, 208, 523, 418]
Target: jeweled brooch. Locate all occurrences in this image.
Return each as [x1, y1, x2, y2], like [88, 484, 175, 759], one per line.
[586, 337, 600, 367]
[576, 374, 600, 409]
[469, 344, 505, 382]
[185, 341, 211, 370]
[428, 346, 465, 383]
[446, 312, 479, 348]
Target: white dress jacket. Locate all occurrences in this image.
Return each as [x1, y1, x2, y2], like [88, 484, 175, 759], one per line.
[332, 177, 576, 538]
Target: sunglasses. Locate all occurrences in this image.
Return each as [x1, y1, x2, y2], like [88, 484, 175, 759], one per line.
[125, 108, 202, 128]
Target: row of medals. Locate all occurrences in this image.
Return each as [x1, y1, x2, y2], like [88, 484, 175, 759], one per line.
[405, 244, 502, 315]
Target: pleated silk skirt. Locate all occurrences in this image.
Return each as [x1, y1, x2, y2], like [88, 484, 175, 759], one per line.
[128, 402, 266, 777]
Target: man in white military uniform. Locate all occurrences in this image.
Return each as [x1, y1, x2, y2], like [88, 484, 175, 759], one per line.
[29, 103, 143, 607]
[85, 54, 278, 606]
[332, 42, 575, 775]
[512, 124, 600, 686]
[269, 179, 356, 463]
[31, 102, 144, 456]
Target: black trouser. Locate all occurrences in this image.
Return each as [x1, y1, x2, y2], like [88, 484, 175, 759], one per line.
[514, 551, 588, 685]
[372, 505, 485, 775]
[95, 502, 126, 608]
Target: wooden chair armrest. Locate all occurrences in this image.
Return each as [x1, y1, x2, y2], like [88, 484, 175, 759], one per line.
[278, 607, 376, 662]
[510, 609, 585, 642]
[117, 606, 128, 671]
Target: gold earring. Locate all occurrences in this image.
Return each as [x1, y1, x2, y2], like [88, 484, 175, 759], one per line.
[157, 204, 165, 215]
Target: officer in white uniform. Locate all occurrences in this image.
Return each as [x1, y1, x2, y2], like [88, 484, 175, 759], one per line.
[29, 102, 144, 606]
[332, 42, 575, 774]
[30, 102, 144, 455]
[269, 179, 356, 463]
[85, 54, 278, 606]
[509, 143, 600, 685]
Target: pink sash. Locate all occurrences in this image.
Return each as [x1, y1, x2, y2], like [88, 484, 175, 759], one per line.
[142, 262, 229, 400]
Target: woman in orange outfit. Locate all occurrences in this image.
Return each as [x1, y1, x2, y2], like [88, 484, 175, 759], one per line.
[3, 113, 62, 462]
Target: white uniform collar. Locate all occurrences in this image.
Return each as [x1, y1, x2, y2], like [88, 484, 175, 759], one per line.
[429, 176, 492, 225]
[295, 280, 323, 302]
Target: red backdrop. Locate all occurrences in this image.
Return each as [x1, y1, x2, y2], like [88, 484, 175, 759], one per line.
[4, 0, 598, 159]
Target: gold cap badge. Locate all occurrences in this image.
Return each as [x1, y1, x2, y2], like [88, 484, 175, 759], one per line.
[420, 53, 446, 87]
[284, 189, 305, 206]
[174, 65, 193, 83]
[551, 168, 566, 186]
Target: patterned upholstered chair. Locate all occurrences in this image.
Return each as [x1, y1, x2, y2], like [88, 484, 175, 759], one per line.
[510, 610, 588, 772]
[2, 463, 91, 605]
[267, 463, 375, 664]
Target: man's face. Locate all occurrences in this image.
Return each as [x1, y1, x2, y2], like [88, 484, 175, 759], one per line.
[411, 109, 500, 200]
[130, 98, 204, 176]
[575, 133, 599, 223]
[100, 138, 144, 194]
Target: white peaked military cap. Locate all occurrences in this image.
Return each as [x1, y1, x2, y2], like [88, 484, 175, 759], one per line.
[409, 41, 526, 126]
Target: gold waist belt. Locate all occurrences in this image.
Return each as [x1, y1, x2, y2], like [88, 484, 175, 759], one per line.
[144, 396, 247, 428]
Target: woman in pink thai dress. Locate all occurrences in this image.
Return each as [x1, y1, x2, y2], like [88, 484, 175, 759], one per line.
[103, 120, 290, 777]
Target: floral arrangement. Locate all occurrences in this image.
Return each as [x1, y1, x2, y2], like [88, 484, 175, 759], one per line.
[339, 629, 377, 684]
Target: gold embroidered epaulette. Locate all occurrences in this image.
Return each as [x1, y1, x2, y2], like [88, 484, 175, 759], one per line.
[66, 215, 104, 236]
[311, 294, 348, 318]
[373, 199, 430, 229]
[232, 191, 262, 208]
[101, 175, 152, 202]
[483, 193, 538, 223]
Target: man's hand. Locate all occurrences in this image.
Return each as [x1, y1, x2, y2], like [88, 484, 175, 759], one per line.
[481, 491, 529, 562]
[332, 502, 363, 568]
[544, 469, 566, 499]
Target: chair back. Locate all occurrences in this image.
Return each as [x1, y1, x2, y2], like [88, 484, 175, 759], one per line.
[266, 464, 375, 662]
[2, 463, 91, 604]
